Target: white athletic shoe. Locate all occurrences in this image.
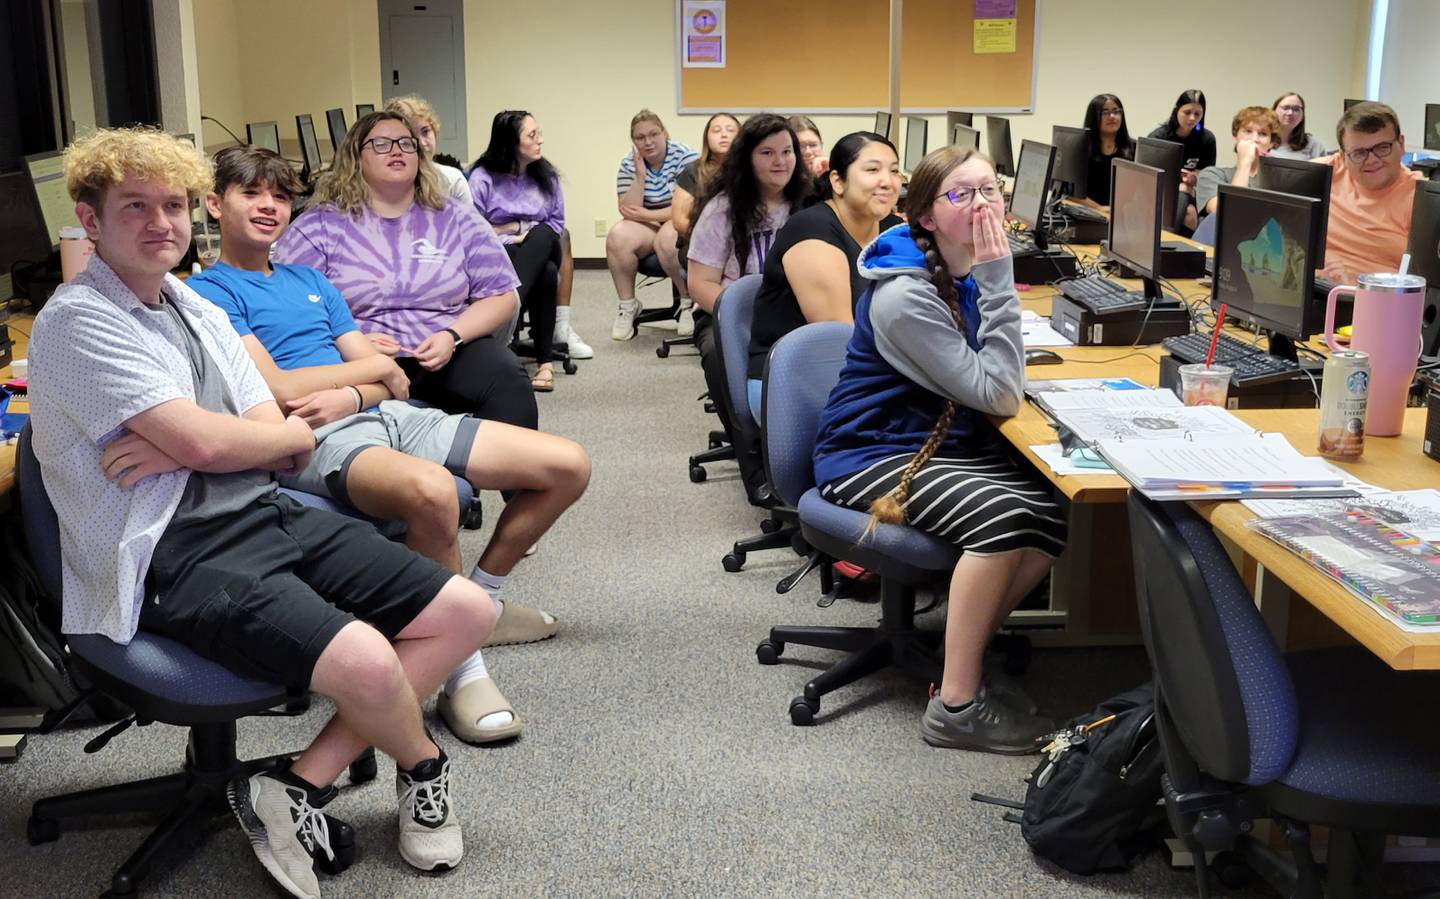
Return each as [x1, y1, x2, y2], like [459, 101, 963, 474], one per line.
[559, 322, 594, 359]
[676, 301, 695, 337]
[228, 772, 333, 899]
[611, 298, 641, 341]
[397, 754, 463, 871]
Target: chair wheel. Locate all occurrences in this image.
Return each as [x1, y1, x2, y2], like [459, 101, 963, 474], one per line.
[26, 816, 59, 845]
[756, 640, 783, 664]
[722, 551, 745, 572]
[789, 696, 819, 726]
[1212, 851, 1252, 889]
[759, 518, 781, 534]
[316, 814, 357, 875]
[563, 360, 578, 375]
[656, 344, 670, 358]
[348, 748, 377, 783]
[111, 872, 138, 896]
[689, 465, 707, 483]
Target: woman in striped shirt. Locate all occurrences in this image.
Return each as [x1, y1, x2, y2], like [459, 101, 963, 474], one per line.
[606, 109, 698, 340]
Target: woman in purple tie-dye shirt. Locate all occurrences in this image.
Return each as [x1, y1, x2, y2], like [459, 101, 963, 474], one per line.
[274, 111, 537, 430]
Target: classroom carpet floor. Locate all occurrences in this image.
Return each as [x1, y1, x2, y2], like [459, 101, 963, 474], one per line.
[4, 271, 1438, 898]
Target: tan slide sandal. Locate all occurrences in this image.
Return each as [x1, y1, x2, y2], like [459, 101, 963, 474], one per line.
[483, 603, 560, 647]
[437, 678, 524, 744]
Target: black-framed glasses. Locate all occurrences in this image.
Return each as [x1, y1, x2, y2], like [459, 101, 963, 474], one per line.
[1343, 141, 1395, 164]
[362, 136, 419, 155]
[1277, 104, 1304, 114]
[944, 183, 1003, 207]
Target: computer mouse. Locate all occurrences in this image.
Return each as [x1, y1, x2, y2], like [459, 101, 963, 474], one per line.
[1025, 349, 1064, 365]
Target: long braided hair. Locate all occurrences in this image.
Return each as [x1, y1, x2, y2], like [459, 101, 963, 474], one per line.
[866, 145, 994, 532]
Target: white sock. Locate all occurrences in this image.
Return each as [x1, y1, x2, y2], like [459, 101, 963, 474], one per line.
[442, 650, 514, 730]
[556, 305, 572, 330]
[468, 566, 506, 612]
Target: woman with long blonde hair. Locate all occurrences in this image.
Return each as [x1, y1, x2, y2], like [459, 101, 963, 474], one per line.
[810, 145, 1067, 753]
[275, 111, 536, 430]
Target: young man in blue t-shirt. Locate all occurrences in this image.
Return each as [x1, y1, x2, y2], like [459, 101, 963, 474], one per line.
[189, 147, 591, 747]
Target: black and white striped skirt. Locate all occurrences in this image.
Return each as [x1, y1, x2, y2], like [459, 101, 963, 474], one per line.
[818, 448, 1067, 557]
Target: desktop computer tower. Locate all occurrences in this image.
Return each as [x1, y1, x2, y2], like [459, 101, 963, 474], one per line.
[1050, 294, 1190, 346]
[1425, 390, 1440, 462]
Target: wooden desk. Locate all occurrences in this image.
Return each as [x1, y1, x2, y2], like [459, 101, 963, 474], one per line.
[0, 312, 31, 496]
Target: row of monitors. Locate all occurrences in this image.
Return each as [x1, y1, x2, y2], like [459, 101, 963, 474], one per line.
[246, 103, 377, 176]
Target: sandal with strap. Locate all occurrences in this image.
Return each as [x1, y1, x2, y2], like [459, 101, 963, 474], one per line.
[531, 364, 555, 393]
[437, 677, 524, 743]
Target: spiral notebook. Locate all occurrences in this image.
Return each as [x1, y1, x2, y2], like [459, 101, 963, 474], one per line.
[1249, 511, 1440, 628]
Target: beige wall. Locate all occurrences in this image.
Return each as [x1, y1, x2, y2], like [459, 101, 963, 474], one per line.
[188, 0, 1371, 257]
[193, 0, 244, 147]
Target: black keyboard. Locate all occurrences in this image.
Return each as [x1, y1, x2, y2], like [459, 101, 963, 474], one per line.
[1313, 275, 1340, 298]
[1056, 276, 1148, 313]
[1060, 201, 1108, 223]
[1007, 233, 1036, 254]
[1163, 332, 1303, 387]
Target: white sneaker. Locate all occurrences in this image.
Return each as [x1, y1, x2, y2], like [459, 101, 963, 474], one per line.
[611, 298, 641, 341]
[397, 753, 463, 871]
[559, 322, 594, 359]
[228, 772, 334, 899]
[676, 301, 695, 337]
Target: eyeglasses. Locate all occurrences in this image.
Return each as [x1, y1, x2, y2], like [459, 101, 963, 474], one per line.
[943, 183, 1003, 207]
[1100, 108, 1123, 118]
[1343, 140, 1396, 164]
[1277, 104, 1304, 114]
[362, 136, 419, 155]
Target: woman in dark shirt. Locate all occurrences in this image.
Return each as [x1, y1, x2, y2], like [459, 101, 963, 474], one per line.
[1082, 93, 1134, 207]
[746, 131, 901, 412]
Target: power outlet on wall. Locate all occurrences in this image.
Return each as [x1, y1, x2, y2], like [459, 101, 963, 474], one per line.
[593, 218, 607, 238]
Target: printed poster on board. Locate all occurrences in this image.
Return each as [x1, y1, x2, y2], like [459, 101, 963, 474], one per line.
[682, 0, 725, 68]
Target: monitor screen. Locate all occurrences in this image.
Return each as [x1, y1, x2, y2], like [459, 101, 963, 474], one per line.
[1009, 139, 1055, 232]
[23, 152, 77, 249]
[903, 117, 927, 174]
[1426, 103, 1440, 152]
[1406, 181, 1440, 289]
[356, 103, 375, 118]
[1134, 137, 1182, 232]
[1050, 125, 1088, 197]
[1211, 184, 1321, 341]
[952, 124, 979, 150]
[296, 114, 323, 173]
[1344, 98, 1364, 111]
[984, 115, 1013, 177]
[247, 121, 281, 153]
[1254, 154, 1331, 263]
[326, 108, 348, 150]
[946, 110, 973, 131]
[873, 111, 892, 139]
[1107, 159, 1162, 279]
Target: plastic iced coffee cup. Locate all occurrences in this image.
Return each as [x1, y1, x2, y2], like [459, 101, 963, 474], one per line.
[1178, 364, 1233, 407]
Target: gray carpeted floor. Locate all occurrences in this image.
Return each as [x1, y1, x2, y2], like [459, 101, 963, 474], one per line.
[5, 271, 1433, 897]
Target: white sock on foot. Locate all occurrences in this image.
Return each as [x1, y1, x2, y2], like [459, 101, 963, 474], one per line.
[556, 305, 572, 330]
[468, 566, 507, 611]
[443, 650, 514, 730]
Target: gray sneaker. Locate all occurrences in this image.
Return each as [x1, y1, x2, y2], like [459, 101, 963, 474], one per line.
[228, 771, 335, 899]
[397, 753, 463, 871]
[920, 688, 1054, 754]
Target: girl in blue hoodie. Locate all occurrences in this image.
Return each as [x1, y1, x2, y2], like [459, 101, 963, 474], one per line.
[812, 146, 1067, 754]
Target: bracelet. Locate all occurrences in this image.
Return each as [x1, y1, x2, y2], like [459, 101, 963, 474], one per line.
[443, 327, 464, 347]
[347, 385, 364, 413]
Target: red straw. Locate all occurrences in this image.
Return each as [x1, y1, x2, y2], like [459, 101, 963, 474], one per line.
[1204, 303, 1227, 367]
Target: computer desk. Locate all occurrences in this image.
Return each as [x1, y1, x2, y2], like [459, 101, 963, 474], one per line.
[999, 256, 1440, 670]
[0, 312, 30, 497]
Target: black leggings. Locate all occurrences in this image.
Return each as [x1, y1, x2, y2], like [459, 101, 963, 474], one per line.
[506, 225, 561, 365]
[399, 336, 538, 431]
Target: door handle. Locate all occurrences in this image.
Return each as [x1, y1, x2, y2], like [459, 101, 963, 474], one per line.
[392, 70, 400, 86]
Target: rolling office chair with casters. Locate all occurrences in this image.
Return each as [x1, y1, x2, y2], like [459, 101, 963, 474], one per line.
[1128, 493, 1440, 899]
[510, 307, 579, 376]
[629, 252, 683, 336]
[753, 323, 1031, 724]
[14, 424, 474, 895]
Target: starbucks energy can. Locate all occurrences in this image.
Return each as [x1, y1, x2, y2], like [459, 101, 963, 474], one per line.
[1317, 350, 1369, 460]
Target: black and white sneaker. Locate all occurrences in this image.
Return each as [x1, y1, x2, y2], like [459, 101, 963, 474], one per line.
[227, 771, 335, 899]
[920, 687, 1054, 754]
[396, 752, 463, 871]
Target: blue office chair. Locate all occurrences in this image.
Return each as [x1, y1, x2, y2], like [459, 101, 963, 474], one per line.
[1127, 493, 1440, 898]
[754, 323, 969, 724]
[685, 279, 754, 483]
[1191, 212, 1217, 247]
[14, 423, 404, 895]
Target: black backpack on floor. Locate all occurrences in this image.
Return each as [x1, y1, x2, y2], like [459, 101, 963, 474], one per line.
[1018, 683, 1165, 874]
[0, 517, 81, 712]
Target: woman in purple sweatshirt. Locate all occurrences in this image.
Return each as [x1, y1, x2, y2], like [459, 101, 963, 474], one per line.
[275, 111, 537, 430]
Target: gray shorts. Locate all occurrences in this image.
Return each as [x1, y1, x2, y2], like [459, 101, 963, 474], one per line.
[280, 400, 479, 504]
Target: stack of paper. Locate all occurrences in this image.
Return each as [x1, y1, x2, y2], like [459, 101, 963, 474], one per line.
[1098, 433, 1351, 500]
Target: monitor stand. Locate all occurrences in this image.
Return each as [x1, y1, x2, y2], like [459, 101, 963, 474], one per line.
[1267, 333, 1299, 363]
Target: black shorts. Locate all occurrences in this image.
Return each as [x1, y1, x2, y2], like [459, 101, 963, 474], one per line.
[139, 492, 454, 689]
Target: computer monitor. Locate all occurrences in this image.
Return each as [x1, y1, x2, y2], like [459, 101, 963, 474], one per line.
[903, 116, 928, 174]
[296, 114, 323, 179]
[23, 152, 77, 250]
[1134, 137, 1183, 233]
[356, 103, 375, 118]
[1009, 139, 1056, 249]
[1254, 154, 1331, 266]
[1404, 181, 1440, 356]
[873, 111, 892, 140]
[1050, 125, 1088, 199]
[1107, 159, 1164, 300]
[984, 115, 1013, 177]
[325, 108, 349, 152]
[946, 110, 973, 132]
[246, 121, 281, 153]
[1210, 184, 1323, 352]
[1425, 103, 1440, 152]
[951, 124, 980, 151]
[1344, 98, 1364, 112]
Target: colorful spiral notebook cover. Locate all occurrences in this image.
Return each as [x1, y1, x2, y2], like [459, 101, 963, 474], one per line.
[1249, 510, 1440, 627]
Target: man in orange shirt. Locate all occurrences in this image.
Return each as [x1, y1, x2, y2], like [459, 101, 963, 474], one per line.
[1317, 101, 1424, 283]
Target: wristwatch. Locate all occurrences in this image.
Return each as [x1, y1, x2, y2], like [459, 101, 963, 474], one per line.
[443, 327, 464, 347]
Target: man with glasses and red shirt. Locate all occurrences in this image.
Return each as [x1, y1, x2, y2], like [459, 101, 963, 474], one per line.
[1317, 101, 1424, 283]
